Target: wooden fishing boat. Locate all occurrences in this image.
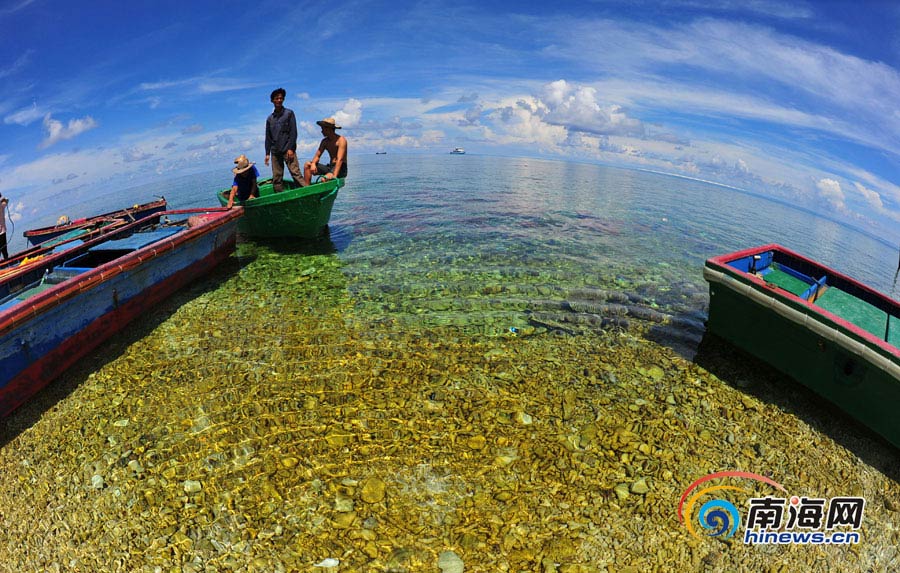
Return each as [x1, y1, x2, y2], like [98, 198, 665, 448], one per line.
[0, 207, 242, 417]
[704, 244, 900, 447]
[0, 220, 139, 281]
[216, 177, 343, 238]
[23, 198, 167, 246]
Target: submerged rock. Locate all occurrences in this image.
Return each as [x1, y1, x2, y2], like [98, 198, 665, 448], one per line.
[438, 550, 464, 573]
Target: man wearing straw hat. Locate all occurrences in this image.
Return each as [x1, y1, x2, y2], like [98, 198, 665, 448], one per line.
[225, 154, 260, 209]
[303, 117, 348, 186]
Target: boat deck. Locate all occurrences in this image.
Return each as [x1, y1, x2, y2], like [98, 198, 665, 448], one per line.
[89, 228, 181, 251]
[0, 283, 55, 312]
[761, 266, 900, 346]
[762, 267, 810, 295]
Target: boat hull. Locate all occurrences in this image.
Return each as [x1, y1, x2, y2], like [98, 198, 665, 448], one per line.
[23, 198, 168, 246]
[217, 178, 342, 238]
[704, 244, 900, 448]
[0, 208, 241, 417]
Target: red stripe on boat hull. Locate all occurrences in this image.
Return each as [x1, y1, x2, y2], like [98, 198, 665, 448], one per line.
[0, 244, 231, 418]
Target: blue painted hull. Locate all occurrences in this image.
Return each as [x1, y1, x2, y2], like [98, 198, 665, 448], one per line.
[0, 208, 241, 417]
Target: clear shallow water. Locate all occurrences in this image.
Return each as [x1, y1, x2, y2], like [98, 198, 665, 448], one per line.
[225, 154, 893, 355]
[1, 154, 898, 571]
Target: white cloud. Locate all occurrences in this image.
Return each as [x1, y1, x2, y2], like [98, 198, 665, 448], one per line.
[333, 99, 363, 128]
[0, 49, 32, 80]
[4, 103, 43, 126]
[546, 18, 900, 156]
[484, 80, 646, 149]
[198, 80, 266, 94]
[540, 80, 644, 137]
[853, 181, 884, 211]
[816, 178, 845, 210]
[488, 97, 566, 147]
[40, 114, 98, 148]
[0, 0, 36, 17]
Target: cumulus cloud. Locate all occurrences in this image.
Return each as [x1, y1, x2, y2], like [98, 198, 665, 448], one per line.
[333, 98, 362, 128]
[40, 114, 98, 148]
[488, 98, 567, 147]
[541, 80, 645, 137]
[459, 103, 483, 126]
[853, 181, 884, 211]
[487, 79, 648, 150]
[816, 178, 845, 210]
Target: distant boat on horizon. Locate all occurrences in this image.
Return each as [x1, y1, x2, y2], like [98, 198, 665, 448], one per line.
[450, 147, 465, 154]
[375, 151, 387, 155]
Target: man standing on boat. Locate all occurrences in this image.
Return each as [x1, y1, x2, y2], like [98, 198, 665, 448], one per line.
[303, 117, 348, 186]
[0, 193, 9, 260]
[264, 88, 303, 193]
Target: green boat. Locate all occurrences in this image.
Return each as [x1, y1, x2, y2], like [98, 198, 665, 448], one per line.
[704, 244, 900, 448]
[216, 177, 344, 238]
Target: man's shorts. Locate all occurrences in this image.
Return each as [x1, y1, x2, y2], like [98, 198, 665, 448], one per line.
[315, 162, 348, 178]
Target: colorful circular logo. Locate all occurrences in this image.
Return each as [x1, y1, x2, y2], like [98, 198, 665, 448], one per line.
[677, 471, 786, 540]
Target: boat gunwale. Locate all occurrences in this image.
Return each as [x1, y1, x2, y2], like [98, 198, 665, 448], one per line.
[0, 207, 242, 336]
[216, 178, 344, 209]
[705, 243, 900, 364]
[22, 198, 168, 239]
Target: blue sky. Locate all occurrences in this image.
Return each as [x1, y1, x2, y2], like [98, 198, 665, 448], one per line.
[1, 0, 899, 243]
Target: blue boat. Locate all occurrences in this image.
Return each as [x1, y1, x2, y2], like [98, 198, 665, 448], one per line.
[0, 207, 242, 417]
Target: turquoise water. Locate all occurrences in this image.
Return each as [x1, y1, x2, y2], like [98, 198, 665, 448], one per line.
[166, 154, 895, 354]
[24, 153, 897, 296]
[2, 154, 898, 571]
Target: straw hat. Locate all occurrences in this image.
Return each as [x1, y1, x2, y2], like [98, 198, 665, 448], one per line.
[316, 117, 342, 130]
[233, 154, 255, 174]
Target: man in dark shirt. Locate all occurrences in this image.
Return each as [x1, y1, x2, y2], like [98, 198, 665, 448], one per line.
[264, 88, 303, 193]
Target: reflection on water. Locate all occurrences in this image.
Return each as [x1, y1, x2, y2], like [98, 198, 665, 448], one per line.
[1, 155, 898, 571]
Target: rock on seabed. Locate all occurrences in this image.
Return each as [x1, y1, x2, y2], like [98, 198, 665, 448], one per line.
[438, 550, 464, 573]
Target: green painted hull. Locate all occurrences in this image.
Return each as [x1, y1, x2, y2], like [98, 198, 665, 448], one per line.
[705, 245, 900, 448]
[217, 178, 343, 238]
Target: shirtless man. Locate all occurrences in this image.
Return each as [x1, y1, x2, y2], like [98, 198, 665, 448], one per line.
[303, 117, 348, 186]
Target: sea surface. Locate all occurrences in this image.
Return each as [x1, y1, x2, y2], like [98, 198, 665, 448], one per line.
[0, 154, 898, 571]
